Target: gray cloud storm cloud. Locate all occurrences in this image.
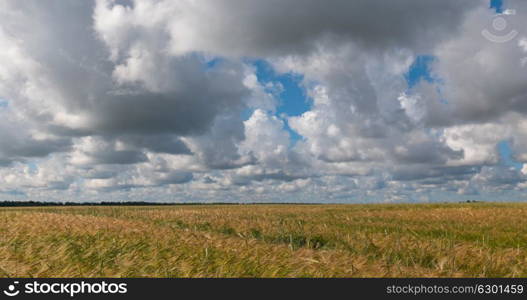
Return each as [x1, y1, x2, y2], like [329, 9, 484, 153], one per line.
[1, 0, 527, 203]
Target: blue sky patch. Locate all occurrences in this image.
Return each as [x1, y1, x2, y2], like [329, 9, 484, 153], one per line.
[404, 55, 449, 104]
[252, 60, 310, 117]
[283, 121, 304, 145]
[252, 60, 309, 144]
[405, 55, 436, 89]
[490, 0, 504, 13]
[498, 141, 522, 170]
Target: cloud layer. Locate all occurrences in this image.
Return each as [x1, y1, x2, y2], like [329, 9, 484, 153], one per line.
[0, 0, 526, 203]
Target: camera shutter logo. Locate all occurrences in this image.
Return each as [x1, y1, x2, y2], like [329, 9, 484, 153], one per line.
[482, 11, 518, 43]
[3, 281, 20, 297]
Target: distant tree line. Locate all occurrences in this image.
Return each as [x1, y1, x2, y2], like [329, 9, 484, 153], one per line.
[0, 201, 323, 207]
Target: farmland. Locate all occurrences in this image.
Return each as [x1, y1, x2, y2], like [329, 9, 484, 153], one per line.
[0, 203, 526, 277]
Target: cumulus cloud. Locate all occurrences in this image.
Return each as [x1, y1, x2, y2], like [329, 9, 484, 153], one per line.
[0, 0, 526, 202]
[109, 0, 477, 57]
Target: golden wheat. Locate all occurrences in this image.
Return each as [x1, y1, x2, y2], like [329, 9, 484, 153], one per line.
[0, 203, 525, 277]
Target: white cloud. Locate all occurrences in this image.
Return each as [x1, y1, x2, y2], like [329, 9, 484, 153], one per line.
[1, 0, 527, 202]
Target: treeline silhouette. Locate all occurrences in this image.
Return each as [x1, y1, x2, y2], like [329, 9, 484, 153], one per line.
[0, 201, 321, 207]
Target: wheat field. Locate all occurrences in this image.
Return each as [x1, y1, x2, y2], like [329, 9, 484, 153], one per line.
[0, 203, 526, 277]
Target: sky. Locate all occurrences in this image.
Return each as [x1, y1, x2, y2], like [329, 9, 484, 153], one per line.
[1, 0, 527, 203]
